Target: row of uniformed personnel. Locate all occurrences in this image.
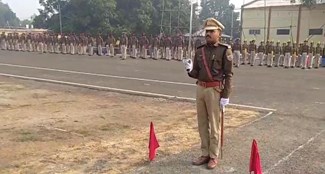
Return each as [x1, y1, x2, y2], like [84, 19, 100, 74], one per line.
[231, 39, 324, 69]
[0, 32, 197, 61]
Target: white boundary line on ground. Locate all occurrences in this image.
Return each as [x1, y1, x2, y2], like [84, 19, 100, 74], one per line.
[0, 63, 196, 86]
[264, 129, 325, 174]
[0, 73, 276, 112]
[238, 111, 274, 129]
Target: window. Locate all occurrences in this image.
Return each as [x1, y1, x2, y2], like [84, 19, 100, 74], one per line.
[249, 29, 260, 35]
[309, 29, 323, 35]
[277, 29, 290, 35]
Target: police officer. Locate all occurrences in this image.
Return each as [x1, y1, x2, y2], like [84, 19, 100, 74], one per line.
[274, 41, 282, 67]
[284, 41, 292, 68]
[308, 41, 315, 69]
[130, 34, 138, 58]
[314, 42, 322, 69]
[184, 18, 233, 169]
[301, 40, 309, 69]
[279, 42, 286, 67]
[97, 34, 104, 56]
[266, 40, 274, 67]
[176, 33, 184, 61]
[143, 33, 149, 59]
[108, 33, 115, 57]
[165, 35, 172, 61]
[257, 41, 265, 66]
[120, 33, 128, 60]
[152, 35, 160, 60]
[249, 40, 257, 66]
[1, 32, 6, 50]
[291, 42, 298, 68]
[241, 40, 249, 65]
[297, 43, 303, 67]
[159, 34, 166, 59]
[232, 38, 241, 67]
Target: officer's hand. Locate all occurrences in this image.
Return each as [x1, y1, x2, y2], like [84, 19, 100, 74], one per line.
[183, 58, 193, 72]
[220, 98, 230, 108]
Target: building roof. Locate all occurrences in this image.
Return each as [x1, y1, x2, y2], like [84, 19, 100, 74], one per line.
[243, 0, 301, 9]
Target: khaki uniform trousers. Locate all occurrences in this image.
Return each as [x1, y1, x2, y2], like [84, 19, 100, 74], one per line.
[110, 44, 115, 57]
[274, 54, 281, 67]
[297, 54, 302, 67]
[70, 43, 75, 55]
[1, 39, 6, 50]
[166, 47, 171, 60]
[258, 52, 264, 65]
[141, 46, 148, 59]
[131, 45, 137, 58]
[62, 44, 67, 54]
[279, 54, 285, 66]
[284, 53, 291, 67]
[83, 46, 87, 55]
[307, 53, 314, 68]
[98, 45, 103, 56]
[88, 44, 93, 56]
[266, 53, 273, 67]
[314, 54, 321, 68]
[242, 50, 248, 64]
[177, 46, 183, 61]
[249, 51, 256, 65]
[233, 50, 240, 66]
[55, 43, 60, 54]
[160, 47, 165, 59]
[291, 54, 297, 67]
[121, 45, 127, 59]
[196, 85, 221, 159]
[301, 52, 308, 69]
[153, 46, 158, 60]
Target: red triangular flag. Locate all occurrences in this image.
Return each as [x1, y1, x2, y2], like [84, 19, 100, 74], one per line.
[148, 122, 159, 161]
[249, 139, 263, 174]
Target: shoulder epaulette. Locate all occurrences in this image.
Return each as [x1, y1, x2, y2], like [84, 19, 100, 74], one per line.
[219, 43, 231, 49]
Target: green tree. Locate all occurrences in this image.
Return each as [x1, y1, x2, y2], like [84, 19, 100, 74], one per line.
[114, 0, 153, 35]
[152, 0, 199, 35]
[20, 19, 32, 27]
[0, 1, 20, 27]
[32, 0, 199, 35]
[200, 0, 240, 38]
[34, 0, 116, 34]
[299, 0, 317, 6]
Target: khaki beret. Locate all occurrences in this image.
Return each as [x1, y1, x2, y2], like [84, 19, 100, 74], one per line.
[203, 18, 225, 31]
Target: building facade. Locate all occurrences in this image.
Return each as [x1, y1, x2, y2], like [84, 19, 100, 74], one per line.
[241, 0, 325, 44]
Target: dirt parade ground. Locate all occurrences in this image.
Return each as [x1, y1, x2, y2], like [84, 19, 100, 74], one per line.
[0, 77, 260, 174]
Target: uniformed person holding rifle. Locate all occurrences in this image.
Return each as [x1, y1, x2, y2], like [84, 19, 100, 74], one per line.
[183, 17, 233, 170]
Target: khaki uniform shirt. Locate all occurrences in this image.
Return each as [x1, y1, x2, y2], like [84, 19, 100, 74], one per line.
[188, 43, 233, 98]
